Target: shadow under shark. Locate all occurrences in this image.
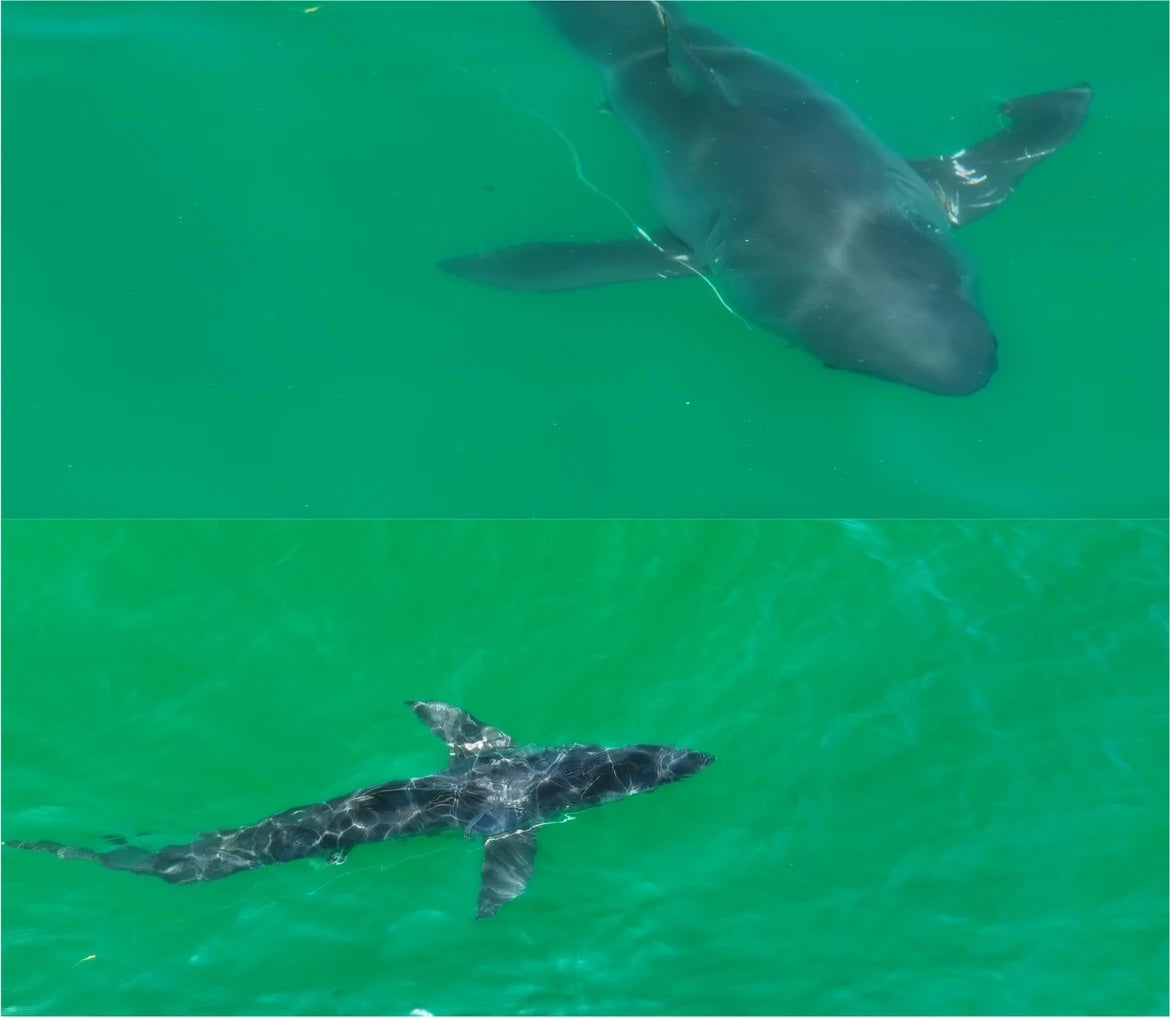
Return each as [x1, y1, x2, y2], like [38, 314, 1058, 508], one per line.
[440, 1, 1092, 396]
[4, 701, 714, 918]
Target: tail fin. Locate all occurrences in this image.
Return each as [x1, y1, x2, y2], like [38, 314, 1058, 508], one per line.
[4, 838, 158, 875]
[532, 0, 673, 68]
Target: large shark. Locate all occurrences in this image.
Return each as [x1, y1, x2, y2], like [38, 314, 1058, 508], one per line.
[440, 1, 1092, 395]
[4, 701, 714, 918]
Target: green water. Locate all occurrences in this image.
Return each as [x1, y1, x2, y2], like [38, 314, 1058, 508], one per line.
[2, 1, 1167, 517]
[3, 520, 1167, 1015]
[3, 3, 1168, 1016]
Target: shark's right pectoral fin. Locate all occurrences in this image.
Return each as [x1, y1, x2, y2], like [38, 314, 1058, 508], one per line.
[477, 829, 537, 919]
[438, 231, 702, 293]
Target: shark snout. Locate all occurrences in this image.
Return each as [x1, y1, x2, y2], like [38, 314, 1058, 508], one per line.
[901, 335, 996, 395]
[862, 297, 999, 396]
[916, 329, 998, 396]
[662, 748, 716, 778]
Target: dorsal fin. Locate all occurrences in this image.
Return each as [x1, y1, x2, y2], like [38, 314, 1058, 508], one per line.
[406, 701, 513, 762]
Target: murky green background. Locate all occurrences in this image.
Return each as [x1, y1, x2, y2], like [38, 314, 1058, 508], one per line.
[4, 520, 1167, 1015]
[3, 2, 1167, 517]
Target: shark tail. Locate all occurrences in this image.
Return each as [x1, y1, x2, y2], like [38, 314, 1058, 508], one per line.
[4, 838, 159, 875]
[532, 0, 675, 67]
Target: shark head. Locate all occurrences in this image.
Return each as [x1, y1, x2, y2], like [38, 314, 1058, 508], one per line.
[722, 208, 998, 396]
[462, 742, 715, 839]
[538, 742, 715, 814]
[798, 288, 999, 397]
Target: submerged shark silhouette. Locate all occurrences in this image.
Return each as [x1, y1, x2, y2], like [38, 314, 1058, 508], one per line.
[440, 1, 1092, 395]
[4, 701, 714, 918]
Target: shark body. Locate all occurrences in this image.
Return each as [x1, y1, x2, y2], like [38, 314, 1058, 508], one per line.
[440, 1, 1092, 395]
[5, 701, 713, 918]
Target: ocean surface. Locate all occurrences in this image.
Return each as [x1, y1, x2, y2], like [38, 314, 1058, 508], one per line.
[2, 4, 1168, 1017]
[3, 520, 1167, 1015]
[3, 1, 1167, 517]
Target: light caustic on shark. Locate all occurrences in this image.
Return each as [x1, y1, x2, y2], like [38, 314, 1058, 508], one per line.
[439, 1, 1092, 396]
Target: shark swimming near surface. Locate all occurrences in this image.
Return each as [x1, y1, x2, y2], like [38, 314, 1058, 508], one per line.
[4, 701, 714, 918]
[440, 1, 1092, 395]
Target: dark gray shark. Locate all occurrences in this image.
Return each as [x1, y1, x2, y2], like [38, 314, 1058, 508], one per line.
[440, 1, 1092, 395]
[4, 701, 714, 918]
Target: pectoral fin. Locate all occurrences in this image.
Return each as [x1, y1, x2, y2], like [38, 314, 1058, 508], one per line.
[910, 83, 1092, 227]
[477, 829, 537, 919]
[438, 231, 702, 293]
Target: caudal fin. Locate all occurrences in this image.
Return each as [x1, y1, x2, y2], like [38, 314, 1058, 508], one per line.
[532, 0, 674, 68]
[4, 838, 158, 875]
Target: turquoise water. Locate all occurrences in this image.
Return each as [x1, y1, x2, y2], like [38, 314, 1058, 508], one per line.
[3, 2, 1166, 517]
[2, 4, 1168, 1016]
[3, 520, 1167, 1015]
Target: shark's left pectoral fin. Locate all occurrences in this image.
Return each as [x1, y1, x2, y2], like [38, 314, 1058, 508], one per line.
[477, 829, 537, 919]
[910, 83, 1092, 227]
[438, 231, 702, 293]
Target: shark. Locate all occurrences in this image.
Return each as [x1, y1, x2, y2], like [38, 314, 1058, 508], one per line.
[439, 1, 1092, 395]
[4, 701, 715, 918]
